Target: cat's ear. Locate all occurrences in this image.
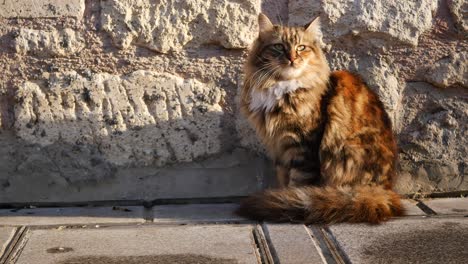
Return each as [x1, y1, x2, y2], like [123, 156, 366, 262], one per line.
[304, 16, 322, 38]
[258, 13, 274, 39]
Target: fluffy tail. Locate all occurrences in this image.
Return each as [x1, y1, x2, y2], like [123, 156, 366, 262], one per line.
[236, 185, 404, 224]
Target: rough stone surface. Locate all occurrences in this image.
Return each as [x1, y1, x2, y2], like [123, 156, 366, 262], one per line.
[152, 204, 245, 223]
[101, 0, 261, 53]
[264, 224, 324, 264]
[449, 0, 468, 35]
[14, 28, 84, 57]
[289, 0, 437, 46]
[0, 206, 145, 226]
[14, 225, 258, 264]
[15, 70, 225, 166]
[0, 227, 16, 257]
[359, 61, 401, 127]
[422, 198, 468, 215]
[235, 93, 267, 155]
[398, 82, 468, 193]
[0, 0, 466, 203]
[328, 53, 402, 129]
[0, 0, 85, 18]
[329, 217, 468, 264]
[236, 119, 262, 152]
[424, 52, 467, 88]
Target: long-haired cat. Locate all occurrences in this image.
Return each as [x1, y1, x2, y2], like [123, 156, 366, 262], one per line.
[236, 14, 403, 224]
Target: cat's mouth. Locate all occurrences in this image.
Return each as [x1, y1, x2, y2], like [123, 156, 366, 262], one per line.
[279, 65, 303, 80]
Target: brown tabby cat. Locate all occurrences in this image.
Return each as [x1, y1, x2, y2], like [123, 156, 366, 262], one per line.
[236, 14, 404, 224]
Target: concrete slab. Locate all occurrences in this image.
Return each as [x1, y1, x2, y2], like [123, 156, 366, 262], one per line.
[422, 198, 468, 215]
[401, 199, 426, 216]
[0, 227, 16, 257]
[329, 217, 468, 264]
[152, 204, 245, 223]
[2, 149, 273, 204]
[263, 224, 324, 264]
[109, 151, 272, 201]
[0, 206, 145, 226]
[14, 225, 258, 264]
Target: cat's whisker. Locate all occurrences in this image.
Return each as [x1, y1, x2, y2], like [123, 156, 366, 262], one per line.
[238, 13, 401, 225]
[255, 65, 281, 88]
[251, 70, 274, 91]
[246, 63, 280, 90]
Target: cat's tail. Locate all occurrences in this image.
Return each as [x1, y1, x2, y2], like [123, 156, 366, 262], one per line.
[235, 185, 404, 224]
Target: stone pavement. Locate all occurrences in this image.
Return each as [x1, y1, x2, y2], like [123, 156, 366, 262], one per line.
[0, 198, 467, 264]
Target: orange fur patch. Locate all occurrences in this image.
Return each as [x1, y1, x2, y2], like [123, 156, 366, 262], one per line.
[238, 16, 400, 224]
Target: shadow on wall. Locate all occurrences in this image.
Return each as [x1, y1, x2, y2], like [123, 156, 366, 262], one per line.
[395, 82, 468, 194]
[260, 0, 288, 25]
[0, 70, 274, 204]
[15, 70, 227, 166]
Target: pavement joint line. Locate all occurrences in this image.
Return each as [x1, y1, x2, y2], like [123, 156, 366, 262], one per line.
[308, 226, 340, 264]
[149, 219, 255, 225]
[415, 200, 438, 215]
[252, 224, 274, 264]
[259, 223, 280, 264]
[0, 219, 146, 228]
[322, 227, 352, 264]
[0, 227, 16, 260]
[0, 227, 15, 264]
[143, 206, 154, 223]
[0, 215, 463, 229]
[303, 225, 328, 264]
[2, 214, 464, 231]
[26, 222, 150, 231]
[0, 226, 27, 264]
[9, 221, 256, 232]
[0, 197, 245, 210]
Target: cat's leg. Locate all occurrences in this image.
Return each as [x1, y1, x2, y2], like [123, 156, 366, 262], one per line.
[320, 143, 392, 187]
[276, 165, 290, 188]
[288, 168, 321, 187]
[276, 152, 320, 187]
[275, 135, 322, 186]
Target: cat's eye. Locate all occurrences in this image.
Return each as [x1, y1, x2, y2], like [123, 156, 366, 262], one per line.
[272, 44, 285, 51]
[296, 45, 306, 51]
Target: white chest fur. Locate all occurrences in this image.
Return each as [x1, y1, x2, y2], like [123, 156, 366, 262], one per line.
[249, 80, 303, 112]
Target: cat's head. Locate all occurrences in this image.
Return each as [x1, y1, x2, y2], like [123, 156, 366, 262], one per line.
[246, 13, 329, 84]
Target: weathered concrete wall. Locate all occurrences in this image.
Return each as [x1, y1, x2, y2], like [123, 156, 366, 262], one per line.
[0, 0, 466, 203]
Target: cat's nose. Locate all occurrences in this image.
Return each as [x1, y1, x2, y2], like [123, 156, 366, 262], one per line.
[288, 52, 297, 64]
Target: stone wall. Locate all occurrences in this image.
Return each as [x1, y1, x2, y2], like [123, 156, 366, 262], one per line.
[0, 0, 466, 203]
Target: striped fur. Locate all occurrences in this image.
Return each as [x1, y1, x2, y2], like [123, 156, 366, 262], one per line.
[237, 14, 403, 224]
[236, 185, 403, 224]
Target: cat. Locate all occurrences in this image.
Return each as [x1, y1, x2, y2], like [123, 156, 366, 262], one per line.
[236, 13, 404, 224]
